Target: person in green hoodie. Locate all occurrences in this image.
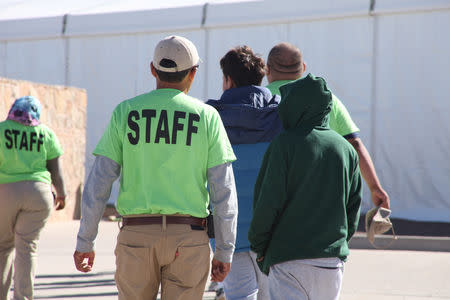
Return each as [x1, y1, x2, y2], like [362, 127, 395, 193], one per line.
[265, 42, 389, 212]
[248, 74, 362, 300]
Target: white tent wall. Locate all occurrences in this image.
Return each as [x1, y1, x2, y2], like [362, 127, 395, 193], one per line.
[3, 39, 66, 86]
[0, 41, 5, 75]
[372, 6, 450, 221]
[68, 35, 141, 168]
[0, 0, 449, 222]
[0, 14, 68, 85]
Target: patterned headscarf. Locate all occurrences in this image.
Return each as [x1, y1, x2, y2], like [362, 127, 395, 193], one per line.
[7, 96, 42, 126]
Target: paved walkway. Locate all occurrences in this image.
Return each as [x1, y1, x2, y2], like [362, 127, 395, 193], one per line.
[18, 221, 450, 299]
[33, 221, 216, 300]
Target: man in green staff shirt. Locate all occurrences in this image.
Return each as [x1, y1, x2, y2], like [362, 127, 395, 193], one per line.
[73, 35, 238, 300]
[266, 42, 390, 210]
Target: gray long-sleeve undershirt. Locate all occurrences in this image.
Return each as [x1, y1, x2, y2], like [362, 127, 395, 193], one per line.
[76, 155, 120, 253]
[76, 155, 238, 263]
[207, 162, 238, 263]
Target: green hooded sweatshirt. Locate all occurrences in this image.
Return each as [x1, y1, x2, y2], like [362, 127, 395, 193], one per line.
[248, 74, 362, 275]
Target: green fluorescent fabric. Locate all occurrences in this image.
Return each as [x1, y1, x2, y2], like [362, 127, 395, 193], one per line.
[94, 89, 236, 217]
[266, 80, 359, 137]
[0, 120, 63, 184]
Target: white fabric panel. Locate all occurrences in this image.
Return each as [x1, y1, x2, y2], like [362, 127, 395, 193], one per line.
[288, 18, 373, 121]
[5, 39, 66, 85]
[0, 0, 245, 20]
[0, 17, 63, 40]
[68, 35, 139, 171]
[206, 24, 288, 100]
[375, 0, 450, 14]
[0, 0, 245, 39]
[289, 17, 375, 211]
[0, 42, 5, 76]
[0, 0, 102, 20]
[206, 0, 369, 27]
[66, 0, 241, 15]
[65, 6, 204, 37]
[374, 10, 450, 221]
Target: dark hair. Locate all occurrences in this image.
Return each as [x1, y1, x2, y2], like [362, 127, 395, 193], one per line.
[220, 46, 265, 87]
[154, 58, 193, 83]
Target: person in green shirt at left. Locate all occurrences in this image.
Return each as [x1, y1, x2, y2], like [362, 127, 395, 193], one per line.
[266, 42, 390, 211]
[0, 96, 67, 300]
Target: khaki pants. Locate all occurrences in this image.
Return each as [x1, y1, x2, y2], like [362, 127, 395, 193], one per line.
[0, 181, 53, 300]
[115, 222, 211, 300]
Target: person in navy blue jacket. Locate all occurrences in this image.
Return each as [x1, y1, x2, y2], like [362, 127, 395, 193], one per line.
[207, 46, 282, 300]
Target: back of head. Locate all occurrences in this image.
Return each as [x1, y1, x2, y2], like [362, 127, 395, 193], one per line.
[152, 35, 200, 83]
[220, 46, 265, 87]
[278, 74, 332, 130]
[267, 42, 304, 81]
[7, 96, 42, 126]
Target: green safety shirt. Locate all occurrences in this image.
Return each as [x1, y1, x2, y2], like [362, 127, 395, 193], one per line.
[94, 88, 236, 217]
[0, 120, 63, 184]
[266, 80, 360, 137]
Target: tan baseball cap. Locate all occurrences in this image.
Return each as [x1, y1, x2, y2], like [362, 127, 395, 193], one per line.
[365, 207, 396, 247]
[152, 35, 200, 73]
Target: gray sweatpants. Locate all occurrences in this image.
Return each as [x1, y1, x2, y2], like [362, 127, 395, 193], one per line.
[223, 251, 269, 300]
[0, 181, 53, 300]
[268, 258, 344, 300]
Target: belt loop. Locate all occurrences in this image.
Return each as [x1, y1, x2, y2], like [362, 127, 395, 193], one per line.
[162, 215, 167, 231]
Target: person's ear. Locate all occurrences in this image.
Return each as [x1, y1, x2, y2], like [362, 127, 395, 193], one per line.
[184, 67, 197, 93]
[150, 62, 158, 78]
[266, 65, 274, 83]
[222, 75, 235, 91]
[188, 67, 197, 81]
[301, 61, 307, 75]
[227, 76, 236, 89]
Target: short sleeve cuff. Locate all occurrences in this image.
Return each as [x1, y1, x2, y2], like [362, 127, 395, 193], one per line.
[343, 131, 360, 140]
[47, 149, 63, 160]
[207, 156, 236, 169]
[93, 149, 122, 166]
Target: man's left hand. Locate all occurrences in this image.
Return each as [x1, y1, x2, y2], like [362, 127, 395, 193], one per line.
[54, 197, 66, 210]
[73, 250, 95, 273]
[211, 258, 231, 282]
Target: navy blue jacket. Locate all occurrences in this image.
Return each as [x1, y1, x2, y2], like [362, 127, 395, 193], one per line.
[207, 85, 282, 252]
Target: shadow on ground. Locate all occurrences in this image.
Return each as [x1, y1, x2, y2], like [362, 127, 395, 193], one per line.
[32, 272, 118, 299]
